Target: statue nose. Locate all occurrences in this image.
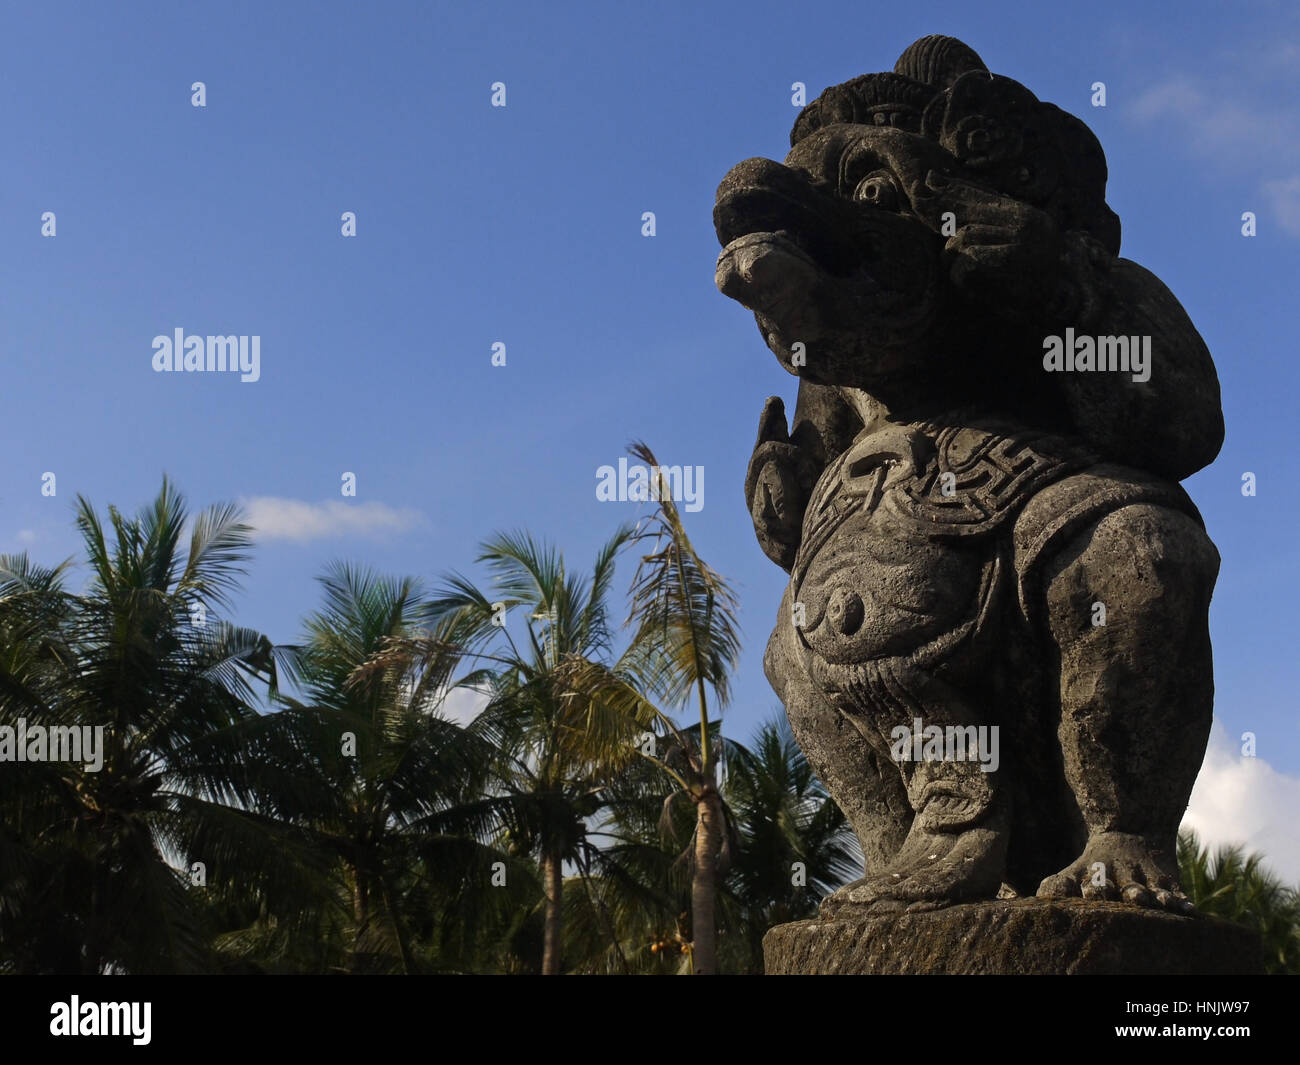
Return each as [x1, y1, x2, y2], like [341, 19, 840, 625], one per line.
[826, 588, 865, 636]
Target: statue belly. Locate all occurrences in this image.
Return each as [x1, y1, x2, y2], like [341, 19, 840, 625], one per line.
[792, 494, 986, 665]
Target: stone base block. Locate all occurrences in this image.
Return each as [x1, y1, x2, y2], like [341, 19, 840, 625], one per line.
[763, 898, 1264, 975]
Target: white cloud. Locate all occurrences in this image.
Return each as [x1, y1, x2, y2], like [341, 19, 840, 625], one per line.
[240, 497, 425, 543]
[1182, 723, 1300, 884]
[1130, 78, 1276, 159]
[16, 530, 36, 544]
[438, 686, 489, 725]
[1263, 176, 1300, 236]
[1128, 71, 1300, 239]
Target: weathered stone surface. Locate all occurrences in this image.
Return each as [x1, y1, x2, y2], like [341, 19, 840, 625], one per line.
[764, 900, 1264, 975]
[716, 34, 1234, 961]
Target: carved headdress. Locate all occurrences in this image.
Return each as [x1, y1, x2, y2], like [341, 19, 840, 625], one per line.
[791, 35, 1120, 254]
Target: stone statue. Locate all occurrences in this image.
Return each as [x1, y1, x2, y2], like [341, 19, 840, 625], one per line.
[715, 36, 1225, 919]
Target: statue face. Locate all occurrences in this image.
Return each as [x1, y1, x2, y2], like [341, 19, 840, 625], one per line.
[714, 124, 957, 388]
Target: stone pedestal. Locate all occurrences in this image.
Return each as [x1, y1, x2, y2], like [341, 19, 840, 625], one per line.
[763, 899, 1264, 975]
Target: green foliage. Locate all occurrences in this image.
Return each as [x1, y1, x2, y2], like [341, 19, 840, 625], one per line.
[721, 716, 861, 972]
[0, 478, 303, 973]
[1178, 828, 1300, 975]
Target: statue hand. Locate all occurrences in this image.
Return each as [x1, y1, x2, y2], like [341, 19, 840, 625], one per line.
[746, 397, 815, 570]
[917, 170, 1063, 313]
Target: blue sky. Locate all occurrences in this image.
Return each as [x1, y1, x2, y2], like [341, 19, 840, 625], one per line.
[3, 1, 1297, 875]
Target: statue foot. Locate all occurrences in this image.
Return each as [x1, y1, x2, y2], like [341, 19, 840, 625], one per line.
[821, 816, 1007, 917]
[1036, 831, 1193, 913]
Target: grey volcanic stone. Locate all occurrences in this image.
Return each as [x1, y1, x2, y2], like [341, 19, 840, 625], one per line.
[763, 900, 1265, 975]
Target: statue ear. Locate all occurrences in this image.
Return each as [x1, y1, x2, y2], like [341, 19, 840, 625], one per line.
[922, 73, 1040, 166]
[921, 72, 1072, 207]
[1040, 103, 1121, 255]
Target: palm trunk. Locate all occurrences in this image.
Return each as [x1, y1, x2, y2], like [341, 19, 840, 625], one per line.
[351, 867, 369, 973]
[691, 787, 722, 974]
[379, 875, 416, 975]
[541, 851, 563, 975]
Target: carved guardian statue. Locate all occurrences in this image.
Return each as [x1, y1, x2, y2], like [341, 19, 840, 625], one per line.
[714, 35, 1224, 916]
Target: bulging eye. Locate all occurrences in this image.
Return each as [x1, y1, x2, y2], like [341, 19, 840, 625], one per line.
[853, 170, 900, 210]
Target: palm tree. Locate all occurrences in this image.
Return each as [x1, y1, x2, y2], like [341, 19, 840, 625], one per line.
[263, 562, 522, 973]
[722, 716, 860, 972]
[557, 441, 742, 974]
[0, 554, 78, 972]
[0, 478, 308, 973]
[563, 717, 860, 975]
[1177, 828, 1300, 975]
[388, 525, 656, 974]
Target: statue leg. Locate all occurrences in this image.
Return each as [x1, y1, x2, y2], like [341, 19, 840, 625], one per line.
[1035, 503, 1218, 910]
[764, 588, 911, 878]
[824, 663, 1010, 913]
